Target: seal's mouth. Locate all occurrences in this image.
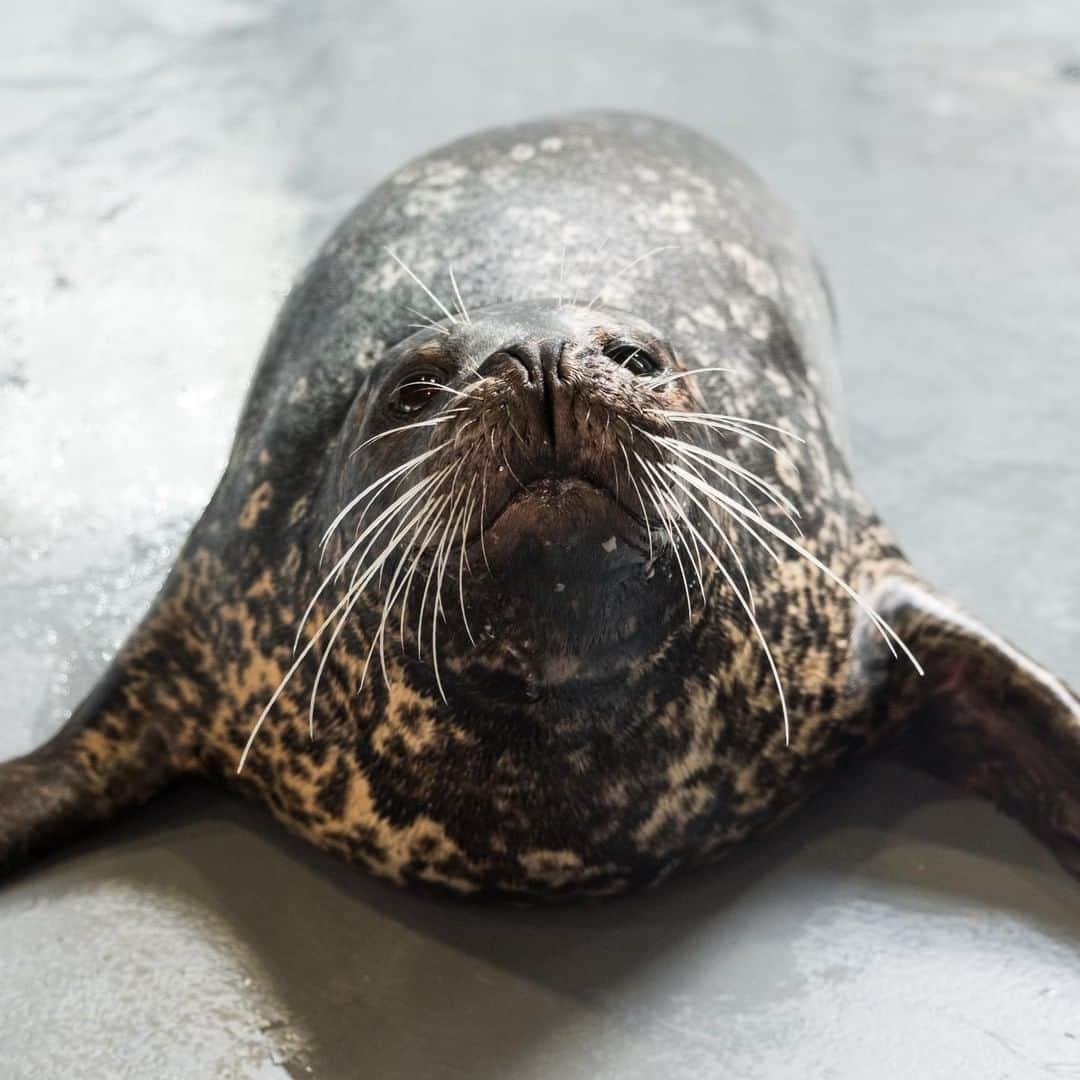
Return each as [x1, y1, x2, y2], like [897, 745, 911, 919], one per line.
[470, 473, 653, 565]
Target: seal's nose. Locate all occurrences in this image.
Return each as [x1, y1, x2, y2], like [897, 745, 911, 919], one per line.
[480, 340, 565, 386]
[480, 339, 572, 453]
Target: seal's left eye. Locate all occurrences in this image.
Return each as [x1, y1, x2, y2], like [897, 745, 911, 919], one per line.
[393, 374, 446, 415]
[604, 343, 661, 377]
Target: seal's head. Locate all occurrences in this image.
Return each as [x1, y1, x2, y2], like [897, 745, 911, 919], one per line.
[325, 300, 712, 714]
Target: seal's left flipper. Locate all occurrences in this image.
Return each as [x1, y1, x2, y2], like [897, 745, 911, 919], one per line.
[860, 576, 1080, 876]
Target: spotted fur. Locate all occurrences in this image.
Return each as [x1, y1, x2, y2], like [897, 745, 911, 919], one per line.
[2, 112, 1077, 897]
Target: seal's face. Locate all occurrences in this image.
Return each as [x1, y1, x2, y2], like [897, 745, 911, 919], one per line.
[331, 300, 706, 712]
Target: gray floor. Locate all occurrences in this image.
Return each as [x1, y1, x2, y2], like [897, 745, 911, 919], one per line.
[2, 2, 1079, 1077]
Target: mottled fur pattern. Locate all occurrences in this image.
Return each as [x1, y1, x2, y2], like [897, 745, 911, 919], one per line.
[2, 113, 1078, 897]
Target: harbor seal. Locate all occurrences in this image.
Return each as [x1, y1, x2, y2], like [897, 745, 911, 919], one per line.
[2, 112, 1077, 897]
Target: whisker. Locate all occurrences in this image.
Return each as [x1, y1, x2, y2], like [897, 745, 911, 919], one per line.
[367, 493, 449, 691]
[321, 445, 447, 551]
[404, 305, 450, 334]
[662, 474, 791, 744]
[386, 247, 459, 324]
[587, 245, 677, 308]
[660, 413, 796, 464]
[239, 583, 356, 773]
[298, 468, 448, 654]
[457, 480, 478, 646]
[396, 493, 454, 660]
[345, 464, 459, 596]
[661, 466, 758, 615]
[636, 456, 706, 607]
[637, 468, 693, 621]
[396, 381, 478, 401]
[448, 264, 471, 324]
[663, 410, 806, 444]
[417, 482, 465, 663]
[618, 439, 654, 562]
[350, 412, 463, 457]
[430, 493, 466, 701]
[479, 457, 492, 573]
[667, 464, 923, 673]
[647, 433, 802, 535]
[307, 496, 438, 737]
[647, 366, 735, 390]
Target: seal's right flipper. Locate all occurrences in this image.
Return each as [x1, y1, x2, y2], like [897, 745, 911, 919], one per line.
[859, 576, 1080, 876]
[0, 650, 193, 877]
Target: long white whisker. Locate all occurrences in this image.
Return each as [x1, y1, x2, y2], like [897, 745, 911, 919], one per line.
[637, 456, 706, 606]
[395, 493, 454, 660]
[448, 264, 471, 324]
[638, 469, 693, 621]
[478, 456, 492, 574]
[588, 245, 676, 308]
[663, 410, 806, 444]
[345, 465, 458, 595]
[321, 444, 447, 550]
[350, 412, 463, 456]
[307, 497, 433, 739]
[365, 494, 449, 692]
[386, 247, 459, 324]
[661, 477, 791, 744]
[430, 495, 465, 702]
[619, 439, 654, 562]
[668, 464, 923, 674]
[419, 482, 466, 701]
[649, 434, 802, 538]
[457, 480, 478, 646]
[417, 482, 465, 662]
[661, 466, 758, 615]
[404, 305, 450, 334]
[396, 381, 478, 401]
[649, 434, 801, 522]
[647, 365, 735, 390]
[238, 584, 356, 773]
[297, 469, 448, 654]
[660, 413, 796, 464]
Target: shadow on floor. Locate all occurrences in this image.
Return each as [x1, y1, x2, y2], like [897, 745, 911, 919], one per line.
[12, 757, 1079, 1077]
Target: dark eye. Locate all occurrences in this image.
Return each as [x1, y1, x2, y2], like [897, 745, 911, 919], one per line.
[392, 373, 446, 415]
[604, 343, 661, 377]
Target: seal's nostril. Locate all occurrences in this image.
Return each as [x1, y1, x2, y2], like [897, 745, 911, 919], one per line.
[504, 346, 538, 384]
[482, 345, 539, 383]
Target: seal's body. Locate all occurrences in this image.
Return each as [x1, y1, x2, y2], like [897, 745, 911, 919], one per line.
[2, 113, 1078, 897]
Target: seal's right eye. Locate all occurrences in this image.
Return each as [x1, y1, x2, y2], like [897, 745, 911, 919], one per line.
[391, 373, 447, 415]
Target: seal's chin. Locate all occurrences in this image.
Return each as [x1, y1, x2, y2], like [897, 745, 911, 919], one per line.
[440, 476, 673, 711]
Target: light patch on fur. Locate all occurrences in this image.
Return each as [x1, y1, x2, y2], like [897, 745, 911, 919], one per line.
[518, 849, 585, 888]
[238, 481, 273, 529]
[723, 242, 780, 298]
[729, 296, 772, 341]
[653, 189, 697, 235]
[288, 376, 308, 404]
[689, 304, 727, 332]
